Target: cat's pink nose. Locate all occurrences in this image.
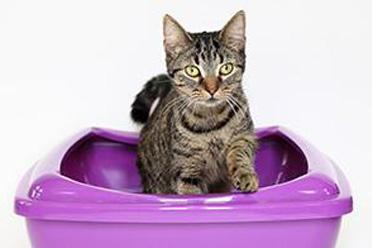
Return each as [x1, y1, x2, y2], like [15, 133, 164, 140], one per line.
[202, 76, 220, 95]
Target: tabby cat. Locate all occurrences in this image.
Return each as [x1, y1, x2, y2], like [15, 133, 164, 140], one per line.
[131, 10, 259, 194]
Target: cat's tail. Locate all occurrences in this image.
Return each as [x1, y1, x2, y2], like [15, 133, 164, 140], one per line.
[131, 74, 172, 124]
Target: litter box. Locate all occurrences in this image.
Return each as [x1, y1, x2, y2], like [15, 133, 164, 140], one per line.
[15, 126, 352, 248]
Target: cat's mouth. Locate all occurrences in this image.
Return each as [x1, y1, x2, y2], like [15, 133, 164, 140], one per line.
[207, 97, 218, 103]
[201, 97, 224, 107]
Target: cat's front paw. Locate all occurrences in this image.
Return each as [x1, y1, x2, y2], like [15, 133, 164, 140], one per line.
[232, 169, 259, 193]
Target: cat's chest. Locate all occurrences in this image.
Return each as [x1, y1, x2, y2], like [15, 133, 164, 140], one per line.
[178, 127, 234, 153]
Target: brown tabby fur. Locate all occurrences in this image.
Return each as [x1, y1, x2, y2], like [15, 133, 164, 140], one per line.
[131, 11, 259, 194]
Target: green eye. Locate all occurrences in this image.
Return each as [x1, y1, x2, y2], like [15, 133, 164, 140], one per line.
[219, 63, 234, 76]
[185, 65, 200, 78]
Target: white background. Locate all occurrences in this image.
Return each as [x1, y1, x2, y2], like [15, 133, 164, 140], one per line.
[1, 0, 371, 247]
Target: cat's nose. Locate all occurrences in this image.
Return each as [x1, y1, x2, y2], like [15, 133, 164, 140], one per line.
[202, 76, 220, 95]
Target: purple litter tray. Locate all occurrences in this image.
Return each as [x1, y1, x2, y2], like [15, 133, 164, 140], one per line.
[15, 126, 352, 248]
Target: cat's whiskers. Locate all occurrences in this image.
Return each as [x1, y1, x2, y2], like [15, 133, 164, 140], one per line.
[227, 95, 245, 119]
[161, 97, 186, 116]
[229, 95, 247, 113]
[160, 99, 181, 115]
[174, 97, 197, 124]
[225, 98, 236, 115]
[190, 99, 197, 117]
[225, 98, 240, 124]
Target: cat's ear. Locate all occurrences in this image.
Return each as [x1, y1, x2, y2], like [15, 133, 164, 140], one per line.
[163, 14, 192, 58]
[219, 10, 246, 52]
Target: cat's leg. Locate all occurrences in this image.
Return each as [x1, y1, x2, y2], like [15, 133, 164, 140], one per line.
[173, 155, 208, 195]
[227, 135, 259, 193]
[176, 177, 205, 195]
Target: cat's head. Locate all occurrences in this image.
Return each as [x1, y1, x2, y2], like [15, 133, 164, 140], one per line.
[163, 10, 246, 107]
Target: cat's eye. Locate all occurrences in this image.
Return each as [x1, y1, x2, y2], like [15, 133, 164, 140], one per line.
[219, 63, 234, 76]
[185, 65, 201, 78]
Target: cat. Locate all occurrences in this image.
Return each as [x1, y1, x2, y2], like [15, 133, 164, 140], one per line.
[130, 10, 259, 194]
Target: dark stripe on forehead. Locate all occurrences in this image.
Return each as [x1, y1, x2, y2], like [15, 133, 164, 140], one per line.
[212, 39, 220, 50]
[200, 32, 210, 44]
[195, 40, 202, 53]
[169, 68, 183, 77]
[200, 33, 212, 58]
[236, 64, 245, 72]
[200, 52, 206, 61]
[191, 32, 224, 62]
[218, 53, 224, 63]
[193, 55, 199, 65]
[212, 39, 221, 60]
[212, 50, 217, 60]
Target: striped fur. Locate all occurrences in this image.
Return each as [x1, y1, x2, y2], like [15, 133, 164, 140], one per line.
[131, 74, 172, 124]
[132, 10, 259, 194]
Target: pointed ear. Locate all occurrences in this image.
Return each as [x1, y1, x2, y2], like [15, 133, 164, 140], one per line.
[219, 10, 246, 52]
[163, 14, 192, 58]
